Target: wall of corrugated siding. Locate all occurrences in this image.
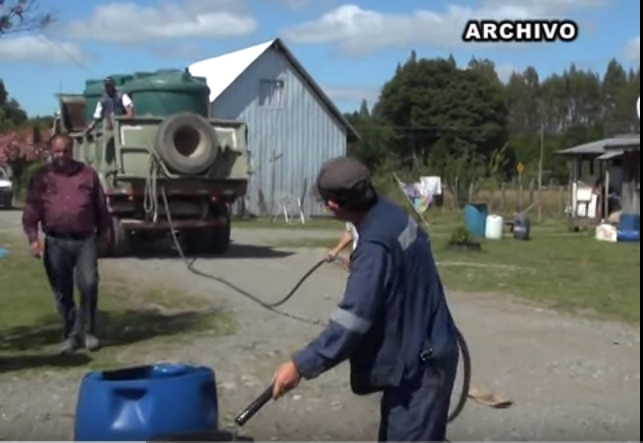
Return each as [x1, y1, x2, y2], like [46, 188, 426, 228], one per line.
[212, 47, 347, 217]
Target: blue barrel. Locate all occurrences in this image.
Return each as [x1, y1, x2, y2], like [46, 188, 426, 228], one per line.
[463, 203, 488, 237]
[617, 230, 640, 242]
[74, 363, 218, 441]
[618, 213, 640, 232]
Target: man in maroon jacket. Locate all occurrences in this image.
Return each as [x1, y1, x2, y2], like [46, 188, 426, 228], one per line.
[22, 134, 110, 354]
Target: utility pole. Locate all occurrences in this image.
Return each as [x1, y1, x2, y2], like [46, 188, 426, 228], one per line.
[537, 126, 544, 222]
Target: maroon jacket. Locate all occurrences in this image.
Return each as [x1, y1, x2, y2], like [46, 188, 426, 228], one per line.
[22, 161, 110, 243]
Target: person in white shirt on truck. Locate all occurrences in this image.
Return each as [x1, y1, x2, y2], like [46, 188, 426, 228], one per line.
[85, 77, 134, 134]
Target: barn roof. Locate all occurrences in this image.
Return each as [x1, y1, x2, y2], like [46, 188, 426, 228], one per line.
[556, 134, 639, 156]
[188, 38, 360, 141]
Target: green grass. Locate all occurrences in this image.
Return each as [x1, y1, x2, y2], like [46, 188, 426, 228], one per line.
[0, 242, 236, 375]
[271, 227, 640, 323]
[232, 210, 567, 235]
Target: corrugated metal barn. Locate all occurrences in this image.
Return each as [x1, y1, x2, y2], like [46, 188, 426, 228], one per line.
[189, 39, 359, 217]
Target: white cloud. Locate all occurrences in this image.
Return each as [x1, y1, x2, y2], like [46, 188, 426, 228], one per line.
[0, 35, 87, 63]
[625, 36, 639, 61]
[281, 0, 603, 55]
[67, 0, 257, 43]
[324, 85, 380, 103]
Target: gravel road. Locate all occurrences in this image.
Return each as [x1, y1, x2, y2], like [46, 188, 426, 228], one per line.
[0, 210, 639, 441]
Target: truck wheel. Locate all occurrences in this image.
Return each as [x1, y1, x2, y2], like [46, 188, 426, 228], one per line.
[102, 217, 129, 257]
[0, 193, 11, 209]
[155, 113, 218, 175]
[210, 203, 231, 254]
[182, 228, 214, 255]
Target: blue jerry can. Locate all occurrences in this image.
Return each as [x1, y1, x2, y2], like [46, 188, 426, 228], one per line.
[74, 363, 218, 441]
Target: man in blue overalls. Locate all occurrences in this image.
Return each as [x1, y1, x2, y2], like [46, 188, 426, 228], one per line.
[272, 156, 460, 441]
[85, 77, 134, 134]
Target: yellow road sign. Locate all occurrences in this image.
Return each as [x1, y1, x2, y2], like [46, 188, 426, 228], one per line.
[516, 162, 524, 174]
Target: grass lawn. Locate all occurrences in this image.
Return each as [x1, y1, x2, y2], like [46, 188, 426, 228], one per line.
[0, 241, 236, 375]
[232, 210, 567, 236]
[272, 227, 640, 323]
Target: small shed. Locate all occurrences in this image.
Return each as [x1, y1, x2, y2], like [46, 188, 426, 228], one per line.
[557, 134, 639, 230]
[189, 39, 359, 217]
[604, 139, 639, 215]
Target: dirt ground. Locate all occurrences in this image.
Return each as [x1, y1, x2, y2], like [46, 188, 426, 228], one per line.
[0, 210, 640, 441]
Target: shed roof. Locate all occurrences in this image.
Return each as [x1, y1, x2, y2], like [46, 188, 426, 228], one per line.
[556, 134, 639, 156]
[188, 38, 360, 141]
[596, 150, 623, 160]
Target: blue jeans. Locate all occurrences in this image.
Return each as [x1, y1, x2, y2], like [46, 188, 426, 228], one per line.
[44, 235, 99, 341]
[378, 346, 459, 441]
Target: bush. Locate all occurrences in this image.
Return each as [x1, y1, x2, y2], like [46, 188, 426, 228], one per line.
[448, 226, 481, 250]
[13, 159, 45, 202]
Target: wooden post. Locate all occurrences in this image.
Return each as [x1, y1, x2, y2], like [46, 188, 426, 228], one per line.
[537, 127, 544, 223]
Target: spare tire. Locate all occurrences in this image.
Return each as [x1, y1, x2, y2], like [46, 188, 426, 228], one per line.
[155, 112, 218, 175]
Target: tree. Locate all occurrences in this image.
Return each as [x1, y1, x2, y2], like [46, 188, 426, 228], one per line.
[0, 0, 52, 35]
[0, 80, 48, 185]
[0, 80, 28, 130]
[346, 50, 638, 190]
[373, 53, 508, 193]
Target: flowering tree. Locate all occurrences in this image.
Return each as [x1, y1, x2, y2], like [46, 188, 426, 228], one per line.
[0, 127, 48, 163]
[0, 127, 49, 190]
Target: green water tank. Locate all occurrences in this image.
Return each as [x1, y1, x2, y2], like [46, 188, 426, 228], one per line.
[124, 69, 210, 117]
[133, 71, 154, 79]
[83, 74, 134, 123]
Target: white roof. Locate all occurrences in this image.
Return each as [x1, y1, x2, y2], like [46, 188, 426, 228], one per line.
[189, 38, 359, 140]
[189, 39, 274, 101]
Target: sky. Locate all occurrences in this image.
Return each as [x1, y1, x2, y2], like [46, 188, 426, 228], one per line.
[0, 0, 640, 116]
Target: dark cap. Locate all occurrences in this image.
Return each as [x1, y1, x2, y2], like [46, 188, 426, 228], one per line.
[103, 76, 115, 84]
[316, 156, 371, 201]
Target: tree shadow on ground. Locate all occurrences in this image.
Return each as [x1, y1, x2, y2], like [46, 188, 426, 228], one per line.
[0, 308, 217, 374]
[0, 352, 91, 374]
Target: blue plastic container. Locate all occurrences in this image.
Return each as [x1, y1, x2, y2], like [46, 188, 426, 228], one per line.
[74, 363, 218, 441]
[618, 213, 640, 232]
[463, 203, 488, 237]
[617, 230, 640, 242]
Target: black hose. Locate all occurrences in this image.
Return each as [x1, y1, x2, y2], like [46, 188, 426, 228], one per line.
[161, 189, 470, 423]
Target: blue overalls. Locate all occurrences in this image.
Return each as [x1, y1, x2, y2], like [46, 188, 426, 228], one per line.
[99, 91, 126, 117]
[293, 199, 459, 441]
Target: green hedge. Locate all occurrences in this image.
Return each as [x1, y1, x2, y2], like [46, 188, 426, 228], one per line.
[12, 160, 46, 203]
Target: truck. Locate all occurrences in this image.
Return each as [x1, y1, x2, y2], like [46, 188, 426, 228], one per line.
[52, 70, 249, 257]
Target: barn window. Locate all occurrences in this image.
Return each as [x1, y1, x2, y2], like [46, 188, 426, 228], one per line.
[259, 79, 284, 108]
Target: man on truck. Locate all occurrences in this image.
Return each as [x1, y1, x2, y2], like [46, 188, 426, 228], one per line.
[85, 77, 134, 134]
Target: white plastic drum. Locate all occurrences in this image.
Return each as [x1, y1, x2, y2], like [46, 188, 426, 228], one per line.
[484, 215, 504, 240]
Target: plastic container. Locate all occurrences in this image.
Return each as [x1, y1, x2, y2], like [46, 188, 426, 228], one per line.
[83, 74, 134, 123]
[463, 203, 488, 237]
[618, 213, 640, 232]
[124, 69, 210, 118]
[512, 214, 531, 241]
[484, 215, 503, 239]
[74, 363, 218, 441]
[617, 230, 640, 242]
